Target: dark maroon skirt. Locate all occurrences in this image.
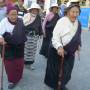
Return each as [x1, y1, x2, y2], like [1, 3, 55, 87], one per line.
[4, 58, 24, 84]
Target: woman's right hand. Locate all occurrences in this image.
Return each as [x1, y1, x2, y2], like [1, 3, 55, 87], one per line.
[43, 31, 46, 38]
[0, 37, 6, 45]
[57, 47, 64, 58]
[43, 33, 46, 38]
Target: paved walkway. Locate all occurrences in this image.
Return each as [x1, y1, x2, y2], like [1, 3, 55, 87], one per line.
[0, 31, 90, 90]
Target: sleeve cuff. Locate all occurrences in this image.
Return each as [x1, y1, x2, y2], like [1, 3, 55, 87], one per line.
[52, 42, 63, 50]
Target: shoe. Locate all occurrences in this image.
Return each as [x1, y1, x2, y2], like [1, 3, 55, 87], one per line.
[30, 65, 35, 70]
[8, 83, 16, 89]
[25, 65, 30, 69]
[61, 86, 68, 90]
[25, 65, 35, 70]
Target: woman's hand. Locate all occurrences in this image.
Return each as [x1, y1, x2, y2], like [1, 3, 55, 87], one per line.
[78, 45, 81, 51]
[43, 32, 46, 38]
[76, 45, 81, 55]
[57, 46, 64, 58]
[76, 45, 81, 60]
[42, 30, 46, 38]
[0, 37, 6, 45]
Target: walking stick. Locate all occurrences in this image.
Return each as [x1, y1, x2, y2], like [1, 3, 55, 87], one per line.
[0, 44, 5, 90]
[56, 57, 64, 90]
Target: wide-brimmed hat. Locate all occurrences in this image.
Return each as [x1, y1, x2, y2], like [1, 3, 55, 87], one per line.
[27, 3, 41, 11]
[67, 0, 80, 7]
[64, 3, 80, 15]
[67, 3, 80, 9]
[50, 3, 59, 8]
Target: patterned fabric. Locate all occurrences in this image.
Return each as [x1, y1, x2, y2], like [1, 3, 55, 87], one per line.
[24, 35, 38, 62]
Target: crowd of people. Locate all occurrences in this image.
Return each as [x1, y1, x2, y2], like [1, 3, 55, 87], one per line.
[0, 0, 82, 90]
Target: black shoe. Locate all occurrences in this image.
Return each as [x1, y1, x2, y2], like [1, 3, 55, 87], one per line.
[8, 83, 16, 89]
[61, 86, 68, 90]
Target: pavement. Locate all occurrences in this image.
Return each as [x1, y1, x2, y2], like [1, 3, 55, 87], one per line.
[0, 31, 90, 90]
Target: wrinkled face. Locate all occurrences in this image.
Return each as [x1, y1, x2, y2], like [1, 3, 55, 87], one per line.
[52, 7, 58, 13]
[31, 8, 39, 15]
[7, 10, 18, 23]
[67, 6, 80, 22]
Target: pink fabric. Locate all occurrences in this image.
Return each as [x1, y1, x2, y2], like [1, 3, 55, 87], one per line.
[42, 12, 54, 32]
[4, 58, 24, 83]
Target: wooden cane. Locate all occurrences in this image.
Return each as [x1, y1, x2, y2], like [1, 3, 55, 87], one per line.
[56, 57, 64, 90]
[0, 44, 5, 90]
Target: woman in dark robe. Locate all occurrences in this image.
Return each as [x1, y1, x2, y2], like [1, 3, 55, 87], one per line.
[0, 4, 27, 89]
[15, 0, 27, 18]
[23, 3, 42, 69]
[44, 4, 82, 90]
[40, 3, 60, 58]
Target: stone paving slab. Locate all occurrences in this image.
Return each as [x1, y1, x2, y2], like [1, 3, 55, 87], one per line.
[0, 31, 90, 90]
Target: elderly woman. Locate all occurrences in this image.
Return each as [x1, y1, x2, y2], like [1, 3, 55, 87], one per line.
[23, 3, 42, 69]
[44, 3, 82, 90]
[0, 4, 27, 89]
[40, 3, 60, 58]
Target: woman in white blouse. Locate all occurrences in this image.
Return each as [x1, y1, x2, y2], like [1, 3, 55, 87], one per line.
[0, 4, 27, 89]
[44, 3, 82, 90]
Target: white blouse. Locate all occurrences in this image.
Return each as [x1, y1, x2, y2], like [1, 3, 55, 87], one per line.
[52, 16, 78, 50]
[0, 17, 15, 38]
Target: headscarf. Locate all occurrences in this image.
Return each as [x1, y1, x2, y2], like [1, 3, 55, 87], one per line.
[42, 12, 54, 31]
[7, 4, 18, 14]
